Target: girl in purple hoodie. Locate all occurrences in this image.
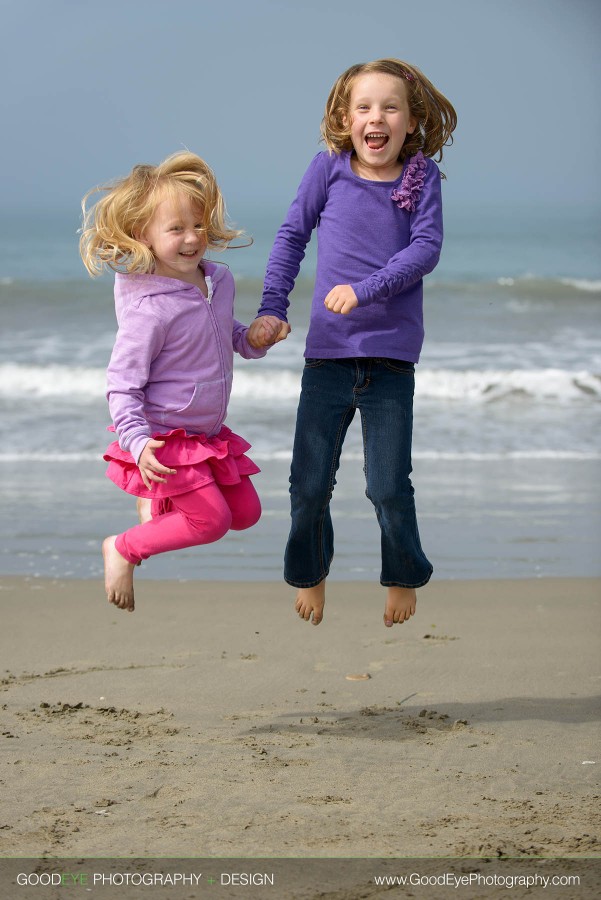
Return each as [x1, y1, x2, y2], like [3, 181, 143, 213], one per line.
[80, 152, 287, 612]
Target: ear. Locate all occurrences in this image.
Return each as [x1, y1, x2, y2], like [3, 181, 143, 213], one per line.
[407, 115, 417, 135]
[135, 231, 151, 248]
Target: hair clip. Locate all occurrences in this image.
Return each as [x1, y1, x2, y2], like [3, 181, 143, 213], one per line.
[403, 71, 415, 82]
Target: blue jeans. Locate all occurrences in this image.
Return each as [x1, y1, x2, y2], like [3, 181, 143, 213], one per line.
[284, 358, 433, 589]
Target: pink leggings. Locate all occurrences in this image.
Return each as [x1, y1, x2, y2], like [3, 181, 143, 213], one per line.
[115, 476, 261, 565]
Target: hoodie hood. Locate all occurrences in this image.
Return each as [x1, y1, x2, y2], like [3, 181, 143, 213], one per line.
[114, 261, 226, 323]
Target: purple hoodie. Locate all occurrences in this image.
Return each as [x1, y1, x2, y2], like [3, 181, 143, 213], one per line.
[106, 260, 265, 463]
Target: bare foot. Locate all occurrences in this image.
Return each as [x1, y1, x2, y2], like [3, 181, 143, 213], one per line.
[102, 536, 135, 612]
[295, 582, 325, 625]
[136, 498, 152, 525]
[384, 586, 416, 627]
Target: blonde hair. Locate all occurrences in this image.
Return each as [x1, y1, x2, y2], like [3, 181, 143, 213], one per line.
[321, 58, 457, 171]
[80, 152, 245, 276]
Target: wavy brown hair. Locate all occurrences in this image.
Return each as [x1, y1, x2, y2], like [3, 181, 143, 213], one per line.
[321, 58, 457, 171]
[80, 152, 245, 276]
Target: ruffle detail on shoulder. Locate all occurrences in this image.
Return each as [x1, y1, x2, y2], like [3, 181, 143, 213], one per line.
[103, 425, 260, 499]
[390, 151, 427, 212]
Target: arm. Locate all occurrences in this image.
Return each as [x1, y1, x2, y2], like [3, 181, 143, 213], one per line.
[349, 158, 443, 306]
[106, 305, 165, 464]
[256, 153, 328, 321]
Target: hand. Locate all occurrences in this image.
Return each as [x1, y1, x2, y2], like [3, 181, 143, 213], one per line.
[247, 315, 291, 348]
[324, 284, 358, 315]
[138, 440, 177, 490]
[269, 318, 291, 344]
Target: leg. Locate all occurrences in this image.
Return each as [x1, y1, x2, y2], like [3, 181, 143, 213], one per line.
[219, 476, 262, 531]
[136, 498, 152, 524]
[116, 481, 234, 563]
[284, 360, 357, 623]
[135, 499, 152, 565]
[135, 484, 247, 563]
[104, 482, 234, 612]
[102, 536, 136, 612]
[357, 360, 432, 624]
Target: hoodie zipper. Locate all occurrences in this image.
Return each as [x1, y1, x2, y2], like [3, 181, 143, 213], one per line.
[201, 275, 227, 429]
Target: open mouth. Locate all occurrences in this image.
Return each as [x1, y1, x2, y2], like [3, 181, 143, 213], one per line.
[179, 250, 198, 258]
[365, 132, 389, 150]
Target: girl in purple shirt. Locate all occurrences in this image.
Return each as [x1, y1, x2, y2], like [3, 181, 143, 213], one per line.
[249, 58, 456, 628]
[80, 152, 287, 612]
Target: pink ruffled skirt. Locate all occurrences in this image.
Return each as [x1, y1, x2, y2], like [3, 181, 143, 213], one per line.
[103, 425, 260, 500]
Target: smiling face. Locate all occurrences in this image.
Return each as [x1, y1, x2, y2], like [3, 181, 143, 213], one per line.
[344, 72, 417, 181]
[139, 190, 208, 284]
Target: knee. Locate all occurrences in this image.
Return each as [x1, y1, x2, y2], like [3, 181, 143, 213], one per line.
[230, 496, 261, 531]
[224, 478, 262, 532]
[367, 480, 415, 511]
[187, 507, 232, 543]
[290, 475, 334, 512]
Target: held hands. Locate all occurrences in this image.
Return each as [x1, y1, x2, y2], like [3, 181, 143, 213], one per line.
[138, 440, 177, 490]
[324, 284, 358, 315]
[247, 315, 291, 349]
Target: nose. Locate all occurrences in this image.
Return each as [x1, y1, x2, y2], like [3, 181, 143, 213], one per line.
[369, 106, 384, 124]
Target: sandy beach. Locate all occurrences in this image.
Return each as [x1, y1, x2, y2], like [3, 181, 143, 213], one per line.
[1, 575, 599, 886]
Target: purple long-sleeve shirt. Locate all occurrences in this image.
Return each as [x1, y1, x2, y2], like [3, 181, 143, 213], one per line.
[107, 261, 265, 463]
[258, 150, 443, 362]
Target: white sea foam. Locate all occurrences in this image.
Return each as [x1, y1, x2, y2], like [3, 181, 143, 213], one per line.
[231, 370, 301, 400]
[0, 448, 598, 463]
[416, 367, 601, 402]
[279, 449, 601, 462]
[560, 278, 601, 293]
[0, 452, 102, 462]
[0, 363, 106, 397]
[233, 367, 601, 404]
[517, 273, 599, 293]
[2, 363, 599, 404]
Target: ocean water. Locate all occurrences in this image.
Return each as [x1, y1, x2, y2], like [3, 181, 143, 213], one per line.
[1, 208, 600, 582]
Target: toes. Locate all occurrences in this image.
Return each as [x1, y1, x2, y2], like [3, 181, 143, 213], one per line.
[295, 589, 325, 624]
[113, 593, 134, 612]
[295, 599, 311, 620]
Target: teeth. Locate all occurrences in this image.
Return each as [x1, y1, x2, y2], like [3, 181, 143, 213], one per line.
[366, 132, 386, 138]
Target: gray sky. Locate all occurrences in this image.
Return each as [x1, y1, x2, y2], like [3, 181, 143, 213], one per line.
[1, 0, 599, 222]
